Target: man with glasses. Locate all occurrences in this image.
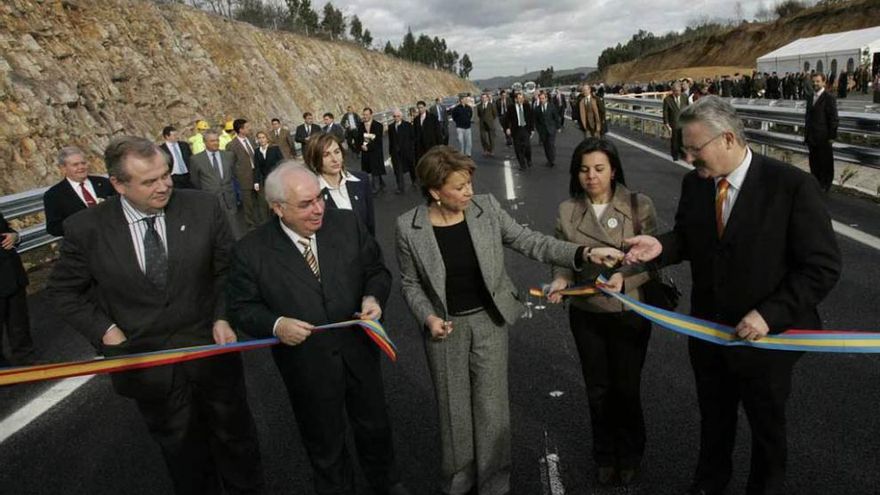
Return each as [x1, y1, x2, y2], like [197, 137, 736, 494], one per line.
[227, 163, 410, 495]
[623, 96, 840, 495]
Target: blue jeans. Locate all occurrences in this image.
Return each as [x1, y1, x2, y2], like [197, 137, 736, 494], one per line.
[456, 127, 472, 156]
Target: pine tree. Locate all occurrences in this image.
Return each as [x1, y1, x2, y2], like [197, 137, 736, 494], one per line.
[459, 53, 473, 79]
[349, 15, 363, 43]
[361, 29, 373, 48]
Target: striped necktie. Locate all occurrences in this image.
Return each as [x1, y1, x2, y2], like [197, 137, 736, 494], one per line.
[298, 239, 320, 280]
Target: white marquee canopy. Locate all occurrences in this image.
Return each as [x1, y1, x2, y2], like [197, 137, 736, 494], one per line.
[756, 25, 880, 75]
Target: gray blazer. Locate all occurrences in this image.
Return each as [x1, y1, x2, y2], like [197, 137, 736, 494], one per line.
[396, 193, 580, 327]
[190, 150, 238, 211]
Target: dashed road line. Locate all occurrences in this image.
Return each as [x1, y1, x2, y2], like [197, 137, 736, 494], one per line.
[0, 376, 92, 444]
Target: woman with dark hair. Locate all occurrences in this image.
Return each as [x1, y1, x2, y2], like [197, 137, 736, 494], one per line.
[396, 145, 621, 495]
[547, 137, 657, 487]
[304, 133, 375, 235]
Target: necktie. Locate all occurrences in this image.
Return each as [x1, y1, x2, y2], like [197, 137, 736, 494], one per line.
[298, 239, 320, 280]
[716, 178, 730, 238]
[143, 216, 168, 289]
[211, 152, 223, 179]
[243, 139, 255, 169]
[542, 103, 546, 113]
[80, 182, 97, 207]
[305, 126, 310, 137]
[171, 144, 186, 174]
[501, 102, 506, 116]
[517, 105, 524, 127]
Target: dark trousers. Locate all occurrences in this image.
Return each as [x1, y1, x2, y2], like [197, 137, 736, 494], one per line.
[132, 354, 264, 495]
[439, 121, 449, 145]
[539, 131, 556, 166]
[808, 142, 834, 191]
[688, 339, 800, 495]
[344, 130, 360, 154]
[273, 347, 399, 495]
[0, 286, 35, 366]
[511, 127, 532, 169]
[171, 173, 193, 189]
[670, 126, 684, 161]
[391, 154, 415, 192]
[569, 307, 651, 469]
[479, 123, 495, 153]
[499, 121, 513, 145]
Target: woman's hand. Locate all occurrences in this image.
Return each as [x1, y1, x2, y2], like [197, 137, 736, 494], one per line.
[599, 272, 625, 293]
[546, 277, 570, 304]
[426, 315, 453, 341]
[585, 246, 624, 267]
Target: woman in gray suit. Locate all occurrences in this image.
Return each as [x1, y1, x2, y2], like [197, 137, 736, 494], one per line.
[395, 146, 620, 495]
[547, 138, 657, 487]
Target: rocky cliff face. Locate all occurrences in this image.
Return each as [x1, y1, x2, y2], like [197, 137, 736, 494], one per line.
[0, 0, 476, 194]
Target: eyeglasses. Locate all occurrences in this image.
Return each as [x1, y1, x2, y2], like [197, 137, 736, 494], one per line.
[682, 133, 724, 155]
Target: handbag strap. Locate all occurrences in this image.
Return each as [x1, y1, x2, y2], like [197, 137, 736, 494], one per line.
[630, 192, 642, 235]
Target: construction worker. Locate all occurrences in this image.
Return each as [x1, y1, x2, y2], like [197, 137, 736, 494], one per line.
[188, 119, 210, 154]
[219, 120, 235, 150]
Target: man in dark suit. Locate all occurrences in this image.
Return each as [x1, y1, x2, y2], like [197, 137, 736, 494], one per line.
[624, 96, 841, 495]
[47, 136, 264, 494]
[190, 130, 244, 239]
[159, 126, 193, 189]
[269, 118, 297, 158]
[413, 100, 441, 166]
[506, 92, 534, 170]
[0, 212, 37, 366]
[388, 109, 416, 194]
[476, 93, 497, 156]
[495, 89, 513, 146]
[805, 72, 839, 192]
[551, 90, 567, 129]
[534, 92, 561, 167]
[321, 112, 346, 143]
[430, 97, 449, 145]
[340, 105, 362, 154]
[227, 163, 409, 495]
[294, 112, 323, 154]
[227, 118, 267, 231]
[663, 82, 690, 161]
[43, 146, 115, 237]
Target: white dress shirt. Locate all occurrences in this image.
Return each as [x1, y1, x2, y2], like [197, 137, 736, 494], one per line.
[318, 172, 360, 210]
[67, 177, 99, 207]
[714, 147, 752, 226]
[272, 218, 321, 335]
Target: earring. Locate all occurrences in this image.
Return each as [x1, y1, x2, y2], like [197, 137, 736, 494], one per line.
[436, 199, 442, 207]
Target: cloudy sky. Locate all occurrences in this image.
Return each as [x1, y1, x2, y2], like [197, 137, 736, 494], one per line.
[326, 0, 775, 79]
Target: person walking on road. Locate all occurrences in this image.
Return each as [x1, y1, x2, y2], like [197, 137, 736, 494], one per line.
[476, 93, 497, 156]
[805, 72, 839, 192]
[450, 96, 474, 157]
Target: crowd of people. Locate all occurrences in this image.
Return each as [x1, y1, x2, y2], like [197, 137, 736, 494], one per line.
[0, 86, 846, 495]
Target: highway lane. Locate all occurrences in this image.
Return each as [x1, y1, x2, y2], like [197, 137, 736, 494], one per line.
[0, 123, 878, 494]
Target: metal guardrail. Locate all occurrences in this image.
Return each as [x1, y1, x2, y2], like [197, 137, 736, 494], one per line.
[603, 95, 880, 168]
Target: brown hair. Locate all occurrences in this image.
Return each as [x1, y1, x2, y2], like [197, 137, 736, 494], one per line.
[104, 136, 163, 183]
[416, 145, 475, 204]
[303, 133, 345, 174]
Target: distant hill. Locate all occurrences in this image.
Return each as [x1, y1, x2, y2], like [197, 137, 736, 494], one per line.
[474, 66, 597, 89]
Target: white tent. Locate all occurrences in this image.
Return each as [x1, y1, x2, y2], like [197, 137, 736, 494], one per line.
[756, 25, 880, 75]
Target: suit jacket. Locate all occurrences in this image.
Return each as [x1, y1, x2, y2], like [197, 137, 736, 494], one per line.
[159, 141, 193, 174]
[388, 121, 415, 165]
[395, 193, 579, 327]
[658, 152, 841, 333]
[321, 170, 375, 235]
[227, 209, 391, 377]
[429, 103, 448, 126]
[662, 94, 689, 128]
[226, 136, 258, 191]
[294, 123, 323, 151]
[553, 186, 654, 313]
[358, 120, 385, 175]
[495, 98, 513, 129]
[323, 122, 345, 143]
[0, 213, 28, 298]
[805, 91, 839, 146]
[414, 113, 441, 157]
[341, 112, 362, 132]
[534, 103, 561, 136]
[268, 126, 296, 158]
[505, 103, 534, 134]
[190, 150, 239, 211]
[476, 101, 497, 128]
[254, 145, 283, 182]
[577, 96, 602, 134]
[43, 176, 115, 237]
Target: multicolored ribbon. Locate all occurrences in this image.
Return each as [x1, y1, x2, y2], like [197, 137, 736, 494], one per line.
[529, 284, 600, 298]
[537, 278, 880, 353]
[0, 319, 397, 387]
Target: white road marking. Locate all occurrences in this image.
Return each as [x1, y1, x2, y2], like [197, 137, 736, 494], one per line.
[504, 160, 516, 200]
[607, 132, 880, 251]
[0, 375, 92, 444]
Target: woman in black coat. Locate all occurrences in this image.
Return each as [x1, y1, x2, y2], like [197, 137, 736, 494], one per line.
[254, 131, 283, 184]
[357, 107, 386, 193]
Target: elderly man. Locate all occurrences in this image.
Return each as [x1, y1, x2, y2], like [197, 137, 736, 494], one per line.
[476, 93, 497, 156]
[227, 162, 409, 495]
[43, 146, 115, 237]
[48, 136, 264, 494]
[190, 130, 243, 239]
[387, 109, 416, 194]
[624, 96, 841, 495]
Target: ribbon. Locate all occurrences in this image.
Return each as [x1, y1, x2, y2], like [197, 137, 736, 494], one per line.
[536, 279, 880, 353]
[529, 284, 600, 298]
[0, 319, 397, 387]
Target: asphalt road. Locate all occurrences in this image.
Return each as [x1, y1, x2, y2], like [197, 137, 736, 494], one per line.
[1, 122, 878, 495]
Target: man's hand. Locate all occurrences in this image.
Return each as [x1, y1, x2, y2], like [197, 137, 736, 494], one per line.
[426, 315, 453, 341]
[623, 235, 662, 265]
[506, 129, 511, 136]
[212, 319, 237, 345]
[584, 246, 624, 268]
[254, 183, 260, 192]
[359, 296, 382, 320]
[599, 272, 625, 293]
[102, 326, 127, 346]
[275, 317, 313, 346]
[546, 277, 571, 304]
[1, 232, 18, 250]
[736, 310, 770, 342]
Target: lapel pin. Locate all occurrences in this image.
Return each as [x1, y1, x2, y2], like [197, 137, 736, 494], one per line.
[607, 218, 618, 229]
[354, 195, 359, 200]
[180, 225, 186, 231]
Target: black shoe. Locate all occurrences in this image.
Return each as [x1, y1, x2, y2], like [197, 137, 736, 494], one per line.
[597, 466, 617, 486]
[619, 467, 638, 485]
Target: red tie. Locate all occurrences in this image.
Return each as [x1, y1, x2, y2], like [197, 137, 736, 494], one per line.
[80, 182, 97, 207]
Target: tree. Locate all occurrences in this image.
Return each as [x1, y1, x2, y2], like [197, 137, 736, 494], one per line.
[320, 3, 345, 40]
[400, 28, 416, 61]
[458, 53, 473, 79]
[774, 0, 805, 18]
[298, 0, 319, 35]
[349, 14, 363, 43]
[384, 41, 397, 56]
[361, 29, 373, 48]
